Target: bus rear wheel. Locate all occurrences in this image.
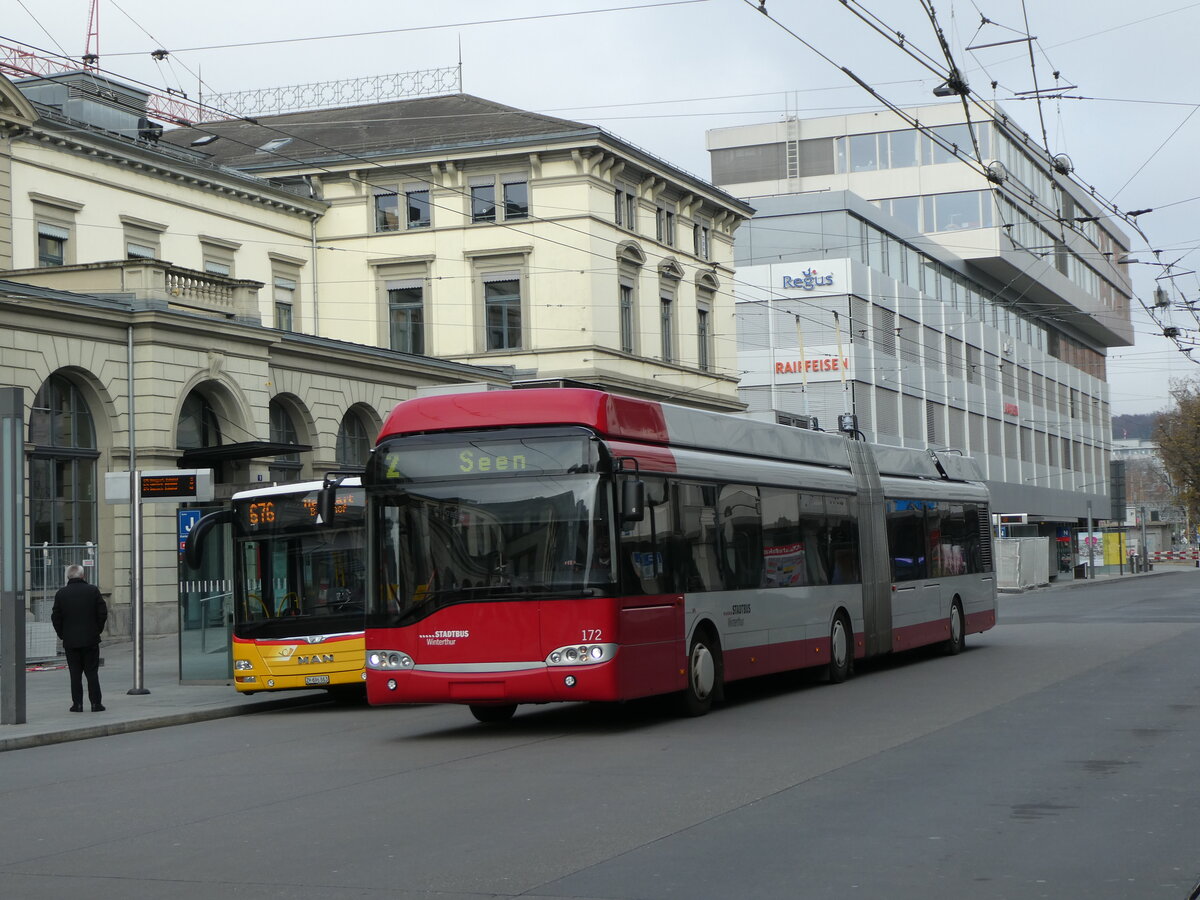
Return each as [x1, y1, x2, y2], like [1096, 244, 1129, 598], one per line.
[680, 629, 721, 717]
[827, 613, 852, 684]
[470, 703, 517, 724]
[943, 600, 965, 656]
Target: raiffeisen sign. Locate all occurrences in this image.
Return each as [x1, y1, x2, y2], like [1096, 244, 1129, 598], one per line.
[739, 346, 853, 386]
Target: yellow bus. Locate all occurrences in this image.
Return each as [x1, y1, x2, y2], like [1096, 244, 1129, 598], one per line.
[186, 478, 366, 699]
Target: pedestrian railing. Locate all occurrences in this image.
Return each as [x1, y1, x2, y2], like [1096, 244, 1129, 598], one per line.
[22, 542, 100, 661]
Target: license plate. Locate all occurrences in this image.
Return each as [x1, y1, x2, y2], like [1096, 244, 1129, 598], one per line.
[304, 675, 331, 686]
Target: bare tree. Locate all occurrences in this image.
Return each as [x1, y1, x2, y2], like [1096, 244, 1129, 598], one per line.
[1153, 380, 1200, 522]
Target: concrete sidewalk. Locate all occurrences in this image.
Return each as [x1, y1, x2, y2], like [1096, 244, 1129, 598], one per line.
[0, 634, 327, 752]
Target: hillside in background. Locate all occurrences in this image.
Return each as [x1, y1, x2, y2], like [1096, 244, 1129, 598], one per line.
[1112, 413, 1159, 440]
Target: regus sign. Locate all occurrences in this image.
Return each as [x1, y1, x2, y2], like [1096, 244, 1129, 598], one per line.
[782, 268, 834, 290]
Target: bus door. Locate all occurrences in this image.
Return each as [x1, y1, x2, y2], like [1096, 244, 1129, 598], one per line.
[885, 499, 940, 646]
[847, 440, 891, 656]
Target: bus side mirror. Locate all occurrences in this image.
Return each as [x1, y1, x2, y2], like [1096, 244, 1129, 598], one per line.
[316, 485, 337, 526]
[621, 479, 645, 522]
[183, 509, 233, 568]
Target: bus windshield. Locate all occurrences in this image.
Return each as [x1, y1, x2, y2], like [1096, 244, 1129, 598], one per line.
[233, 489, 366, 640]
[371, 474, 613, 625]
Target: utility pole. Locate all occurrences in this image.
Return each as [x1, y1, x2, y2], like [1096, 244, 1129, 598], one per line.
[0, 388, 26, 724]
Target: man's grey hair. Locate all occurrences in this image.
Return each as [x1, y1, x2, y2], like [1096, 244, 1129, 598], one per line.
[65, 564, 86, 580]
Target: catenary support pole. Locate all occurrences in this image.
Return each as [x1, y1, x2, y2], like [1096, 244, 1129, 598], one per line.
[128, 326, 149, 695]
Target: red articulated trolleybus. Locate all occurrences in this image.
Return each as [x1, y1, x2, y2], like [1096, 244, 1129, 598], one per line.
[350, 388, 996, 723]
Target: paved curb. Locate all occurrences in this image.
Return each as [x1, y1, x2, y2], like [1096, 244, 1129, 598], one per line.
[1001, 568, 1184, 595]
[0, 693, 328, 753]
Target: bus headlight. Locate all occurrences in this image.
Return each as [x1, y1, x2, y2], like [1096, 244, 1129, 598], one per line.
[366, 650, 414, 670]
[234, 659, 254, 670]
[545, 643, 616, 666]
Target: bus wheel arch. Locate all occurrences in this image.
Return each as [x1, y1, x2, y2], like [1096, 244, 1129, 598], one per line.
[827, 609, 853, 684]
[944, 596, 966, 656]
[681, 621, 724, 716]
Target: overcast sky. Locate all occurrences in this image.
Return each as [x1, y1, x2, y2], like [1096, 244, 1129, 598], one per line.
[11, 0, 1200, 417]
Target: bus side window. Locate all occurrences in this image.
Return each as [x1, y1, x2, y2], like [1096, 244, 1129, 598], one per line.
[760, 487, 803, 588]
[887, 499, 929, 581]
[618, 477, 671, 595]
[826, 495, 861, 584]
[719, 484, 762, 591]
[676, 482, 722, 592]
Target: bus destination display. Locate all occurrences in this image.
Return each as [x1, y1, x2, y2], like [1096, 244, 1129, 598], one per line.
[375, 436, 591, 482]
[238, 489, 363, 530]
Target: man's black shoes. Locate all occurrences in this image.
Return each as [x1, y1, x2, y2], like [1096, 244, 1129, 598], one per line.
[69, 705, 82, 712]
[91, 704, 105, 712]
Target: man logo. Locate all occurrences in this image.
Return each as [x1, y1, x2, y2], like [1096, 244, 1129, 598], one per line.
[297, 654, 335, 665]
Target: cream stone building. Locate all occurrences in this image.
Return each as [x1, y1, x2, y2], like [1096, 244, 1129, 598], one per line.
[0, 71, 751, 666]
[159, 92, 753, 407]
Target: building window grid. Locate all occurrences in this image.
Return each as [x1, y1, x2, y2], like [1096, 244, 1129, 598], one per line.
[470, 183, 496, 223]
[388, 283, 425, 355]
[615, 186, 637, 231]
[406, 188, 431, 229]
[619, 283, 635, 354]
[660, 295, 674, 363]
[269, 400, 303, 483]
[28, 375, 98, 548]
[37, 223, 69, 267]
[502, 179, 529, 220]
[697, 304, 711, 371]
[374, 191, 400, 231]
[273, 276, 296, 331]
[656, 207, 676, 246]
[484, 277, 522, 351]
[336, 412, 371, 467]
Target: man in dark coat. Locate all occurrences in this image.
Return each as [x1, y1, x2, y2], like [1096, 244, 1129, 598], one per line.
[51, 565, 108, 712]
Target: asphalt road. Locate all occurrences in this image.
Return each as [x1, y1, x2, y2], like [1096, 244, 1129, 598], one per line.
[3, 570, 1199, 899]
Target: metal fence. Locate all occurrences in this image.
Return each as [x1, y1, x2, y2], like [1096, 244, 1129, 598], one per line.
[22, 542, 100, 661]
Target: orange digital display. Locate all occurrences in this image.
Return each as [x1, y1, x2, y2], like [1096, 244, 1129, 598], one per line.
[238, 490, 362, 530]
[140, 474, 198, 498]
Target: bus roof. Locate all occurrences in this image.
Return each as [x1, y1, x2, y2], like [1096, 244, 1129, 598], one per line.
[230, 477, 362, 502]
[378, 389, 984, 483]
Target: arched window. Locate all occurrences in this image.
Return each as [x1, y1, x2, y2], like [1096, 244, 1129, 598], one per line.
[336, 410, 371, 468]
[177, 392, 221, 451]
[28, 374, 98, 547]
[269, 399, 302, 483]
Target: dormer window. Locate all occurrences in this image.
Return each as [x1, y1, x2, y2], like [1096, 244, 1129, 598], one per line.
[257, 137, 292, 153]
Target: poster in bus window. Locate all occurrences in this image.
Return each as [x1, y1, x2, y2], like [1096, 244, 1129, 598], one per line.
[764, 542, 806, 587]
[630, 551, 662, 580]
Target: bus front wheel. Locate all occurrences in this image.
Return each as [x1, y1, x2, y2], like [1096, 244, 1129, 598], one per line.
[827, 613, 853, 684]
[470, 703, 517, 724]
[680, 629, 722, 717]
